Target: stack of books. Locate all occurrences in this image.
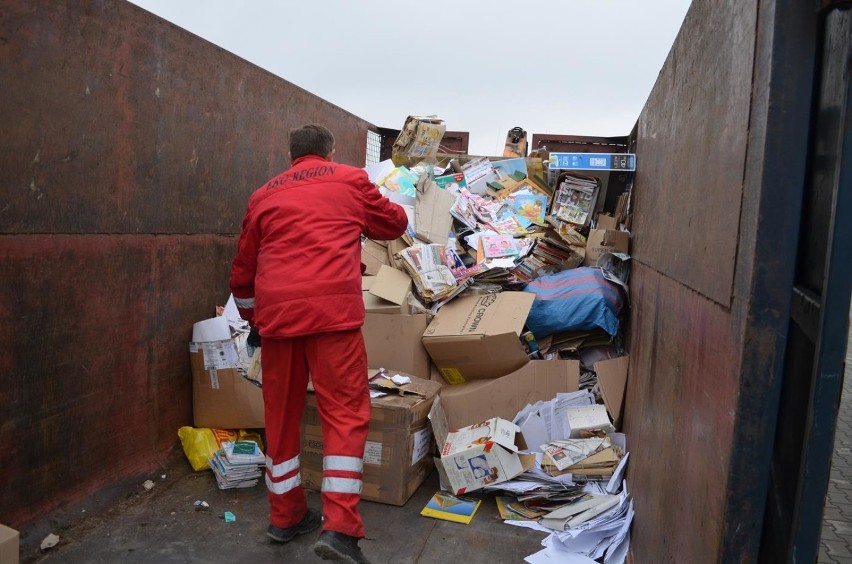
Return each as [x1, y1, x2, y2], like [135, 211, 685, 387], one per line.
[208, 441, 265, 490]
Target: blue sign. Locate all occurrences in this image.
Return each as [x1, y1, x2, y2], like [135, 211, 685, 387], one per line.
[549, 153, 636, 171]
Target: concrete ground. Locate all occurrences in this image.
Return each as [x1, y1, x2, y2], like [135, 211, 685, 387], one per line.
[818, 324, 852, 564]
[22, 463, 547, 564]
[17, 328, 852, 563]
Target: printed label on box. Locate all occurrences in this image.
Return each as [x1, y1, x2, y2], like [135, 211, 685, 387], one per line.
[209, 368, 220, 390]
[441, 368, 466, 385]
[363, 441, 383, 465]
[201, 341, 237, 370]
[412, 427, 434, 465]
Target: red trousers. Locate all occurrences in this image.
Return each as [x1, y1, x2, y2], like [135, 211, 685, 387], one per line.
[261, 329, 370, 539]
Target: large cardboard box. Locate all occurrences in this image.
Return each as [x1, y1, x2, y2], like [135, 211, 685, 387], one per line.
[422, 292, 535, 384]
[434, 417, 535, 495]
[585, 228, 630, 266]
[300, 375, 441, 505]
[190, 314, 264, 429]
[0, 524, 19, 564]
[190, 346, 265, 429]
[362, 313, 431, 379]
[437, 359, 580, 430]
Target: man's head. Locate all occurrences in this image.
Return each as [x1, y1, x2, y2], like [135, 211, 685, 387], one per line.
[289, 124, 335, 161]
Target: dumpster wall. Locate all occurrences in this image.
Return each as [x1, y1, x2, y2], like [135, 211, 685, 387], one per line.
[625, 0, 812, 561]
[0, 0, 376, 526]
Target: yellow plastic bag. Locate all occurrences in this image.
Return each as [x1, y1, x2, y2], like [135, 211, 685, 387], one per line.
[177, 426, 264, 472]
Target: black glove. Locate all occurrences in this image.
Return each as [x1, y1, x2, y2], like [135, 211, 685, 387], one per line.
[247, 326, 261, 348]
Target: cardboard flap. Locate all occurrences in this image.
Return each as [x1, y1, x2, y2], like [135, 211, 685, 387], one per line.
[361, 276, 376, 291]
[369, 265, 412, 306]
[485, 292, 536, 337]
[519, 453, 537, 472]
[437, 360, 580, 429]
[415, 175, 455, 245]
[491, 418, 523, 451]
[368, 370, 441, 398]
[422, 292, 534, 339]
[595, 355, 629, 428]
[596, 214, 618, 230]
[428, 396, 449, 448]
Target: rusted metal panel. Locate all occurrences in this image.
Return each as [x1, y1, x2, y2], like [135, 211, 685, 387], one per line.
[0, 0, 376, 235]
[0, 0, 382, 528]
[632, 0, 756, 308]
[0, 233, 238, 526]
[624, 262, 739, 563]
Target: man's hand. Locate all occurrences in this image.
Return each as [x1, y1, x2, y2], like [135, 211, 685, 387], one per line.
[247, 326, 261, 348]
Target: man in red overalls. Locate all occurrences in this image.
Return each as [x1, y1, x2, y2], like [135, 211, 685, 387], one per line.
[230, 124, 407, 564]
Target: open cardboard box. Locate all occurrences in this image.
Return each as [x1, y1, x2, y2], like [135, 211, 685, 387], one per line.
[431, 415, 536, 495]
[437, 359, 580, 430]
[422, 292, 535, 384]
[300, 373, 441, 505]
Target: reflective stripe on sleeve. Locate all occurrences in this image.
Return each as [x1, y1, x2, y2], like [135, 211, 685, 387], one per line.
[323, 455, 363, 474]
[266, 473, 301, 495]
[266, 454, 299, 478]
[234, 296, 255, 309]
[322, 477, 363, 495]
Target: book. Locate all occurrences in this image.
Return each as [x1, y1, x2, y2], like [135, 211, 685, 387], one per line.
[420, 491, 482, 525]
[513, 193, 548, 224]
[496, 496, 531, 521]
[482, 235, 520, 258]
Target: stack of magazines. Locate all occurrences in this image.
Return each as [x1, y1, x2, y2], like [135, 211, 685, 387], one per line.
[208, 441, 265, 490]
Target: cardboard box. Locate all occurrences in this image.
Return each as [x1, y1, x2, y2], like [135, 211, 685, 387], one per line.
[362, 313, 431, 380]
[362, 267, 412, 315]
[585, 228, 630, 266]
[190, 346, 265, 429]
[361, 239, 390, 276]
[300, 375, 441, 505]
[422, 292, 535, 384]
[595, 355, 629, 429]
[0, 524, 19, 564]
[437, 359, 580, 430]
[596, 213, 618, 230]
[434, 417, 536, 495]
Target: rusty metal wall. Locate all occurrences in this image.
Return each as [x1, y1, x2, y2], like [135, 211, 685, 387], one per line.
[0, 0, 377, 526]
[625, 0, 817, 561]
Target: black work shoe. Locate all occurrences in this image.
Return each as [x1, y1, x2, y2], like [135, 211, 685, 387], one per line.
[313, 531, 371, 564]
[266, 508, 321, 543]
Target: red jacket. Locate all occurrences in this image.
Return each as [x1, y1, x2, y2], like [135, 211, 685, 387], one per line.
[230, 155, 408, 338]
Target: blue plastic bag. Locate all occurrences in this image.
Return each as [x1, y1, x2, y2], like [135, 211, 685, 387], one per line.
[524, 267, 624, 338]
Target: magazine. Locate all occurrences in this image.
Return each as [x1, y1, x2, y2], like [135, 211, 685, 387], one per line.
[420, 491, 482, 524]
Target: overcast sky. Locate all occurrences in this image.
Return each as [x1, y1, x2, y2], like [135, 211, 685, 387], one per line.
[128, 0, 692, 156]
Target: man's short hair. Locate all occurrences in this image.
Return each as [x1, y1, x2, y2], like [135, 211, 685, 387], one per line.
[289, 124, 335, 160]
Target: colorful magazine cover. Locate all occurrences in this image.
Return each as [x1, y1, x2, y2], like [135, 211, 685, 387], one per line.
[420, 491, 482, 524]
[513, 193, 548, 224]
[434, 172, 467, 192]
[495, 496, 531, 521]
[483, 235, 520, 258]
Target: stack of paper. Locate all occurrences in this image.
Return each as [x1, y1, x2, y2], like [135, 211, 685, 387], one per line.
[550, 173, 599, 228]
[541, 435, 624, 480]
[396, 243, 472, 306]
[514, 480, 633, 564]
[514, 390, 597, 448]
[208, 441, 265, 490]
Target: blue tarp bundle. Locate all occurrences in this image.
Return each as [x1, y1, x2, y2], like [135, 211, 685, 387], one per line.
[524, 267, 625, 338]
